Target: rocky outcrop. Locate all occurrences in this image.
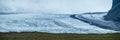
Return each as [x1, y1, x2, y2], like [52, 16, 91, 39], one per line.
[104, 0, 120, 22]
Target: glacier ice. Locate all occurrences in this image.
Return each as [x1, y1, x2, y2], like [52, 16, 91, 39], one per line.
[0, 12, 119, 34]
[0, 0, 119, 34]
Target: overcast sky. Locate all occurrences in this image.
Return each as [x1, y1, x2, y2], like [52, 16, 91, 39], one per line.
[0, 0, 112, 14]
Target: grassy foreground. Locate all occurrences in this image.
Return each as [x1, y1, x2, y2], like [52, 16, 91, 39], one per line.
[0, 32, 120, 40]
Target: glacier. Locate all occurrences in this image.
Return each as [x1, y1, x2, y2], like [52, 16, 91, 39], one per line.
[0, 12, 119, 34]
[0, 0, 119, 34]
